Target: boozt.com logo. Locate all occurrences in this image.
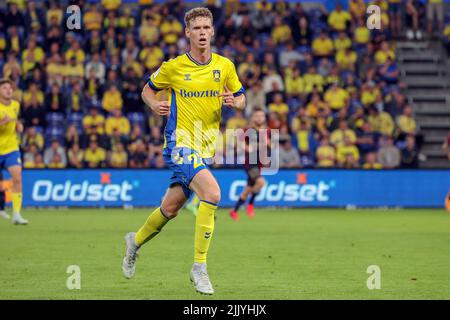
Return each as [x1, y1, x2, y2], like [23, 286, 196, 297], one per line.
[32, 180, 133, 202]
[229, 180, 332, 203]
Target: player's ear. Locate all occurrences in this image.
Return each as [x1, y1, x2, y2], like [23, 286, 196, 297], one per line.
[185, 27, 190, 39]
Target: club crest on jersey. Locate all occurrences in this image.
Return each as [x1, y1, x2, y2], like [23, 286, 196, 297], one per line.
[184, 74, 192, 81]
[213, 70, 221, 82]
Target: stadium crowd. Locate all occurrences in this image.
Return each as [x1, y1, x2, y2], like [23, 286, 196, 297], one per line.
[1, 0, 445, 170]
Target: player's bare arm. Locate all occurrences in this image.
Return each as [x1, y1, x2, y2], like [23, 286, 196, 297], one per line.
[220, 86, 246, 111]
[16, 120, 23, 134]
[141, 85, 170, 116]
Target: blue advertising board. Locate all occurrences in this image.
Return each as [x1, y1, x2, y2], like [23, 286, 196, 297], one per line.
[16, 169, 450, 208]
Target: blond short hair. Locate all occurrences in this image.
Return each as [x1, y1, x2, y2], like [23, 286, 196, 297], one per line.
[184, 7, 213, 28]
[0, 78, 12, 87]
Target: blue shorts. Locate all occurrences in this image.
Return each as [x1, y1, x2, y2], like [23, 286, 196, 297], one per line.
[0, 151, 22, 169]
[163, 147, 212, 198]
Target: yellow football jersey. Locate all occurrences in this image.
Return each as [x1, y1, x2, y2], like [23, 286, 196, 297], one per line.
[148, 52, 244, 159]
[0, 100, 20, 156]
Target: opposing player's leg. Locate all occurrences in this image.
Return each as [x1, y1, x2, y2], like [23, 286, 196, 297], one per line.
[229, 185, 252, 221]
[188, 169, 221, 295]
[246, 176, 266, 218]
[8, 162, 27, 225]
[0, 171, 9, 220]
[122, 185, 187, 279]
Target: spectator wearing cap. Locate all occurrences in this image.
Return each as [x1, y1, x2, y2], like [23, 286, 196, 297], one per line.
[44, 139, 67, 167]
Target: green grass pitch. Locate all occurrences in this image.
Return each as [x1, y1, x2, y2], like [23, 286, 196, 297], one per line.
[1, 208, 450, 300]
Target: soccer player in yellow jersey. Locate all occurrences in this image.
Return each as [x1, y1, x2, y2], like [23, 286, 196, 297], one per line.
[0, 79, 28, 225]
[122, 8, 245, 295]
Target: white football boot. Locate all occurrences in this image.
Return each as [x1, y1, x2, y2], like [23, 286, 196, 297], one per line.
[0, 211, 10, 219]
[122, 232, 140, 279]
[190, 263, 214, 295]
[12, 213, 28, 225]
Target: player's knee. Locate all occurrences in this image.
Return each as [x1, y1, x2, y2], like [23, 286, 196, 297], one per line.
[203, 188, 221, 204]
[160, 204, 179, 219]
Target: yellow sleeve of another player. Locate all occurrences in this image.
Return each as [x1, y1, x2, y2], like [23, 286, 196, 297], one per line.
[225, 61, 244, 96]
[147, 61, 172, 91]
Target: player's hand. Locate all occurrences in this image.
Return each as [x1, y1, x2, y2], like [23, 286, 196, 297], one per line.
[0, 114, 13, 124]
[16, 121, 24, 133]
[220, 86, 235, 108]
[150, 101, 170, 116]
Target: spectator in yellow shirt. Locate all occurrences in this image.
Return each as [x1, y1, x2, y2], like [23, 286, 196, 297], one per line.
[331, 120, 357, 147]
[84, 4, 103, 31]
[140, 45, 164, 72]
[303, 66, 325, 93]
[160, 15, 183, 45]
[316, 136, 336, 167]
[21, 39, 45, 75]
[105, 109, 131, 136]
[336, 137, 360, 168]
[109, 143, 128, 168]
[47, 153, 66, 169]
[271, 15, 292, 45]
[102, 85, 123, 112]
[336, 47, 358, 71]
[396, 105, 417, 136]
[84, 139, 106, 168]
[65, 41, 86, 65]
[312, 31, 334, 58]
[354, 19, 371, 45]
[285, 67, 304, 98]
[334, 32, 352, 51]
[361, 81, 381, 107]
[375, 41, 396, 65]
[23, 83, 44, 108]
[102, 0, 121, 11]
[349, 0, 366, 20]
[328, 3, 352, 32]
[368, 106, 395, 137]
[226, 110, 248, 130]
[268, 93, 289, 120]
[324, 83, 349, 112]
[83, 107, 105, 135]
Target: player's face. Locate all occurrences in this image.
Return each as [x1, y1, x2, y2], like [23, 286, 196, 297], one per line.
[186, 17, 214, 51]
[0, 83, 13, 100]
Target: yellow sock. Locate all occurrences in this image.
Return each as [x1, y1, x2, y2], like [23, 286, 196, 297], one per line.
[135, 207, 169, 246]
[194, 201, 217, 263]
[11, 192, 22, 214]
